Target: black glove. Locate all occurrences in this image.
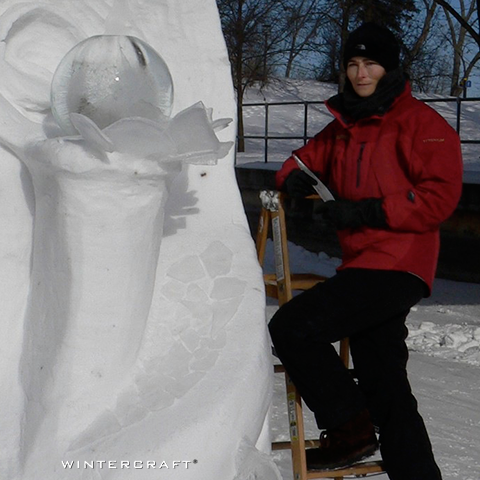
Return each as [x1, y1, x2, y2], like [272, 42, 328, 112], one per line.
[283, 170, 317, 198]
[319, 198, 387, 230]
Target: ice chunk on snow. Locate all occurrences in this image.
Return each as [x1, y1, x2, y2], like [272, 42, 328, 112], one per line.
[419, 321, 436, 331]
[160, 279, 187, 301]
[200, 240, 234, 277]
[211, 297, 243, 336]
[211, 277, 247, 300]
[136, 373, 176, 410]
[51, 35, 173, 134]
[190, 350, 219, 372]
[167, 255, 206, 283]
[179, 328, 201, 353]
[457, 340, 480, 353]
[181, 300, 213, 325]
[444, 329, 470, 349]
[406, 321, 480, 366]
[474, 327, 480, 341]
[114, 387, 148, 426]
[185, 283, 209, 303]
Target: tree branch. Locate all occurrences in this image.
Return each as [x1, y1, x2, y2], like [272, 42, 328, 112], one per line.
[433, 0, 480, 44]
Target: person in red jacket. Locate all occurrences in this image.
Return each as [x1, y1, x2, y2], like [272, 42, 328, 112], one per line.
[268, 23, 463, 480]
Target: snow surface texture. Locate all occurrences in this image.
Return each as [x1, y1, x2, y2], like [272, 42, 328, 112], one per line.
[0, 1, 279, 479]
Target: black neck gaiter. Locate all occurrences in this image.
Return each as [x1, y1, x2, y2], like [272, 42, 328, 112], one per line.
[328, 68, 407, 122]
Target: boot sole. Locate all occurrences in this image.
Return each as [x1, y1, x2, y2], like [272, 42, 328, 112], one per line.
[306, 442, 379, 471]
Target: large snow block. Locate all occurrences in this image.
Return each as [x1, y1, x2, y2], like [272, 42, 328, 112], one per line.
[0, 1, 279, 479]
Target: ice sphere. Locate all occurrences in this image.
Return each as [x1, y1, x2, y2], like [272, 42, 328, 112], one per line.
[51, 35, 174, 135]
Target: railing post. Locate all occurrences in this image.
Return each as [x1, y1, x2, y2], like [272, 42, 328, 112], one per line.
[303, 102, 308, 145]
[265, 102, 269, 163]
[456, 96, 461, 134]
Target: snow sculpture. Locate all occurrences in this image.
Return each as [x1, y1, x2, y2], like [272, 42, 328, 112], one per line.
[0, 31, 232, 467]
[0, 2, 278, 480]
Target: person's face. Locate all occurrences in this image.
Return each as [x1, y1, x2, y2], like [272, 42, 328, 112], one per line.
[346, 56, 386, 97]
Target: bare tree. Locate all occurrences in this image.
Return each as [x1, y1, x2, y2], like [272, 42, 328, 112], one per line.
[440, 0, 480, 95]
[281, 0, 333, 78]
[313, 0, 354, 90]
[217, 0, 285, 151]
[403, 0, 438, 73]
[353, 0, 418, 26]
[398, 0, 452, 93]
[433, 0, 480, 45]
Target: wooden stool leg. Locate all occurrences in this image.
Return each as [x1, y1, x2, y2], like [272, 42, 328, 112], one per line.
[270, 196, 293, 306]
[339, 338, 350, 368]
[286, 372, 308, 480]
[256, 206, 270, 266]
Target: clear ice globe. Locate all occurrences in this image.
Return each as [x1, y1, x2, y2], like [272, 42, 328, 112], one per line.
[51, 35, 174, 135]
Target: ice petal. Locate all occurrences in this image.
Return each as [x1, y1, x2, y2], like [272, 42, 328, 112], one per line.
[69, 113, 114, 152]
[103, 116, 175, 157]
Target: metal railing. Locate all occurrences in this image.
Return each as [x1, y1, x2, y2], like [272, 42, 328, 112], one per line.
[238, 96, 480, 163]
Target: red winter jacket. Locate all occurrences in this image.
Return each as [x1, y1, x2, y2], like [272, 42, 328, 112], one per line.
[276, 82, 463, 294]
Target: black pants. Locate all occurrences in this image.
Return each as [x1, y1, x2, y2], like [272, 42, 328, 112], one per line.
[268, 269, 442, 480]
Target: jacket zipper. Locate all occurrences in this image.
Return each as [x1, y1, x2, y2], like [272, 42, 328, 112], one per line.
[356, 143, 366, 188]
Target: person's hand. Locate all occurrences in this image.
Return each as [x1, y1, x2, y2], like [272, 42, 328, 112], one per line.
[319, 198, 387, 230]
[283, 170, 317, 198]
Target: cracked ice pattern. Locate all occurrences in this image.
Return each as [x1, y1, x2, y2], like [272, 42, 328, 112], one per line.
[68, 239, 247, 451]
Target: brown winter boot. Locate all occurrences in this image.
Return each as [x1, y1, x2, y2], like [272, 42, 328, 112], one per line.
[306, 409, 379, 470]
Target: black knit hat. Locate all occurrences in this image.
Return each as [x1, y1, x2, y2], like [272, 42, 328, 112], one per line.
[343, 23, 400, 72]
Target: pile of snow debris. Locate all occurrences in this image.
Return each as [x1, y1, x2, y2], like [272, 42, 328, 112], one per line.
[406, 321, 480, 366]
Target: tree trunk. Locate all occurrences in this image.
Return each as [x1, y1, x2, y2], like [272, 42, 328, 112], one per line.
[338, 0, 352, 92]
[237, 91, 245, 153]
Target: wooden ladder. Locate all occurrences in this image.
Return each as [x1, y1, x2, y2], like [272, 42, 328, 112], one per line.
[256, 190, 385, 480]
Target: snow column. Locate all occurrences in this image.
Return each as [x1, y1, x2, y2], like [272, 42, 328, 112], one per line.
[19, 138, 179, 457]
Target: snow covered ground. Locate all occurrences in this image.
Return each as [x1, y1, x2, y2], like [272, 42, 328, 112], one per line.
[238, 79, 480, 479]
